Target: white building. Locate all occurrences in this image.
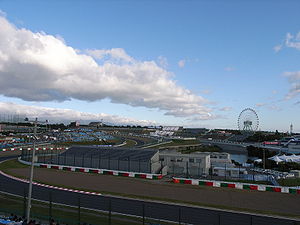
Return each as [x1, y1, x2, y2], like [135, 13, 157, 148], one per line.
[212, 167, 247, 178]
[159, 151, 210, 176]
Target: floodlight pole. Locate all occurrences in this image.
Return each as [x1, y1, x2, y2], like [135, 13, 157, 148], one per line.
[26, 118, 37, 222]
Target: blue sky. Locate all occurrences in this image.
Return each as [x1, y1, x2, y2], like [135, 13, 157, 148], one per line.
[0, 0, 300, 132]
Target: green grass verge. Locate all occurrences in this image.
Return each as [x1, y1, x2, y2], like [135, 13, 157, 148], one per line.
[56, 139, 120, 146]
[122, 139, 137, 147]
[0, 159, 28, 172]
[278, 178, 300, 187]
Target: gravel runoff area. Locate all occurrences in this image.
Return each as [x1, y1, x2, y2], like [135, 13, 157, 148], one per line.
[8, 167, 300, 217]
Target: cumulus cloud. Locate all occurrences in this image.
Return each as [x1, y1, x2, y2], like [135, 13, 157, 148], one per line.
[284, 71, 300, 100]
[285, 32, 300, 50]
[0, 15, 212, 119]
[276, 32, 300, 52]
[178, 59, 185, 68]
[86, 48, 134, 63]
[0, 102, 155, 126]
[157, 56, 168, 68]
[219, 107, 232, 111]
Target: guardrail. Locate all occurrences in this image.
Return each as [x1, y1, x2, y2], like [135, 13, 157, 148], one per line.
[18, 157, 163, 180]
[172, 177, 300, 194]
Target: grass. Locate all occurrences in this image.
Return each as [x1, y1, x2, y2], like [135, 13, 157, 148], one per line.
[56, 139, 120, 146]
[0, 159, 28, 172]
[0, 192, 174, 225]
[2, 159, 300, 220]
[278, 178, 300, 187]
[122, 139, 137, 147]
[158, 139, 200, 147]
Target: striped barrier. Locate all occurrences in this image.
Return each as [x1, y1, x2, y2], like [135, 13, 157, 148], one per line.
[38, 163, 163, 180]
[18, 156, 163, 180]
[0, 147, 68, 152]
[172, 177, 300, 194]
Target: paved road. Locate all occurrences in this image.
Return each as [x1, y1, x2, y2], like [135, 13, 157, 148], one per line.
[0, 156, 299, 225]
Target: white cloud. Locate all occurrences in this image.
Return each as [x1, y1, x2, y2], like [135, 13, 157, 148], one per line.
[157, 56, 168, 68]
[0, 10, 6, 17]
[284, 71, 300, 100]
[285, 32, 300, 50]
[201, 89, 211, 95]
[273, 44, 282, 52]
[219, 107, 232, 111]
[86, 48, 134, 63]
[256, 103, 267, 107]
[0, 102, 155, 126]
[0, 15, 213, 119]
[178, 59, 185, 68]
[224, 67, 235, 72]
[267, 105, 281, 111]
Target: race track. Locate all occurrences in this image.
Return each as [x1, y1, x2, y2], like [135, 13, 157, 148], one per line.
[0, 156, 299, 225]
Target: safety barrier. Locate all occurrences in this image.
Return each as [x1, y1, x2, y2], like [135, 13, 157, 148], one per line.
[40, 164, 163, 180]
[18, 157, 163, 180]
[172, 177, 300, 194]
[1, 147, 67, 152]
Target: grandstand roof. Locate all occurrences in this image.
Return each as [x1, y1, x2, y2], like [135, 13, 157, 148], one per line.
[66, 146, 158, 161]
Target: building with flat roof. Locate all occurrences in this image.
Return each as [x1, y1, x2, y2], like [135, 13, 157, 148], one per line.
[159, 151, 210, 176]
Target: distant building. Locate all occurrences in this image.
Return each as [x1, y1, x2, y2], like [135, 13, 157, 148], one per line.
[69, 121, 80, 128]
[89, 121, 104, 128]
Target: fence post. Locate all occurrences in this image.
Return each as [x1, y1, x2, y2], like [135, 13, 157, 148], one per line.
[78, 196, 81, 225]
[23, 188, 26, 217]
[74, 153, 76, 166]
[98, 152, 101, 169]
[142, 203, 145, 225]
[139, 160, 141, 172]
[108, 198, 112, 225]
[64, 152, 67, 165]
[128, 157, 130, 171]
[218, 213, 221, 225]
[82, 154, 85, 167]
[49, 191, 52, 222]
[90, 154, 93, 168]
[178, 207, 181, 225]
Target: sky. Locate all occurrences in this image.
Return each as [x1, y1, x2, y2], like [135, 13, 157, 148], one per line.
[0, 0, 299, 132]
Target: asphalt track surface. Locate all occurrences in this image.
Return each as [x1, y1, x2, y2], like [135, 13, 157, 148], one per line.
[0, 156, 300, 225]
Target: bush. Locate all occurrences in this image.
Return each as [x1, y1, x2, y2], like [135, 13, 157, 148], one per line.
[247, 145, 276, 159]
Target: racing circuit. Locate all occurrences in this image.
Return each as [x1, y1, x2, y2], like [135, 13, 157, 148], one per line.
[1, 152, 300, 225]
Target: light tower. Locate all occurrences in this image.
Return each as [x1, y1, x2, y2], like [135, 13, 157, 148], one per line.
[290, 123, 293, 135]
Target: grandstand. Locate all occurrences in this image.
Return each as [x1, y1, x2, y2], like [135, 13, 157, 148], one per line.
[150, 126, 182, 137]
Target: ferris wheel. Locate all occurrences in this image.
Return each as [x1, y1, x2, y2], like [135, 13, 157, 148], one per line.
[238, 108, 259, 132]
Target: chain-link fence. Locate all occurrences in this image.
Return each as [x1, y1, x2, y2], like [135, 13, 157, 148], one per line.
[21, 149, 156, 174]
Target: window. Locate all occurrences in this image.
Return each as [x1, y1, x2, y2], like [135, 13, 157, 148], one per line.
[189, 158, 194, 163]
[196, 158, 201, 163]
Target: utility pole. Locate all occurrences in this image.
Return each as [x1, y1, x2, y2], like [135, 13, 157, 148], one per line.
[25, 117, 48, 222]
[26, 117, 37, 222]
